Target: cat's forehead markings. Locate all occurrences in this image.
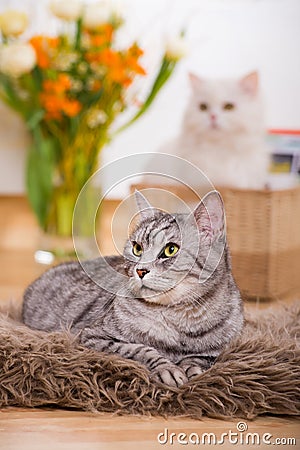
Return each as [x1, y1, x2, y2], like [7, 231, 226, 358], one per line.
[133, 217, 156, 241]
[143, 218, 160, 245]
[136, 215, 178, 247]
[150, 228, 170, 248]
[149, 219, 179, 246]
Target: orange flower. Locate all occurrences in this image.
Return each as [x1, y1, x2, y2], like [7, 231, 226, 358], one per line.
[126, 58, 146, 76]
[40, 92, 63, 119]
[57, 73, 71, 90]
[85, 47, 121, 67]
[40, 92, 82, 119]
[125, 44, 146, 76]
[61, 99, 82, 117]
[88, 24, 114, 47]
[43, 74, 71, 94]
[85, 40, 146, 86]
[85, 52, 97, 64]
[91, 79, 102, 91]
[128, 44, 144, 59]
[29, 35, 59, 69]
[108, 65, 131, 86]
[40, 74, 81, 120]
[121, 77, 133, 87]
[100, 48, 121, 66]
[89, 34, 106, 48]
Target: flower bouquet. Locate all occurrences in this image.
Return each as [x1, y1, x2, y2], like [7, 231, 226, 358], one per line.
[0, 1, 185, 260]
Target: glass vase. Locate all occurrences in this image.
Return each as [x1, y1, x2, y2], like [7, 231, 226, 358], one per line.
[35, 183, 100, 265]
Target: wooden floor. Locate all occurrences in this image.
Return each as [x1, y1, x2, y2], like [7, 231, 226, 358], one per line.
[0, 197, 299, 450]
[1, 409, 299, 450]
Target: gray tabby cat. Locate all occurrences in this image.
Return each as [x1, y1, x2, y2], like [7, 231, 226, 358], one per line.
[22, 190, 243, 387]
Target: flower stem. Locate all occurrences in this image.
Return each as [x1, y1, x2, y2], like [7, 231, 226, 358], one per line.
[114, 56, 176, 135]
[75, 17, 82, 51]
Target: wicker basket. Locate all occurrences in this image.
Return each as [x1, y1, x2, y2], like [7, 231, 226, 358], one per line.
[219, 186, 300, 299]
[131, 184, 300, 300]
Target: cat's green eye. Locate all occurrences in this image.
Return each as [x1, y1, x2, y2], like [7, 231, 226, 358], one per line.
[199, 103, 208, 111]
[132, 242, 143, 257]
[161, 243, 179, 258]
[223, 102, 235, 111]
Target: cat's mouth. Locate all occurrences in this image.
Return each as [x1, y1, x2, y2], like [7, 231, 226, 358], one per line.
[137, 281, 181, 306]
[210, 122, 220, 130]
[138, 287, 173, 305]
[139, 283, 162, 295]
[129, 276, 179, 305]
[130, 278, 167, 296]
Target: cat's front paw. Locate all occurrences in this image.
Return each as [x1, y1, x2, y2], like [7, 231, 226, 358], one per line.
[180, 364, 203, 381]
[178, 355, 216, 381]
[151, 364, 188, 387]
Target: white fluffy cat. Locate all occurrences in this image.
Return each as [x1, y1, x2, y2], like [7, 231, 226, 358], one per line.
[160, 71, 270, 189]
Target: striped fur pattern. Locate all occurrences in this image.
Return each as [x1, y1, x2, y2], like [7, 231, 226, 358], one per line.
[22, 191, 243, 387]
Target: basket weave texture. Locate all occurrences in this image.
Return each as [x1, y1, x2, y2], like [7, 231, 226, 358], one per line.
[220, 186, 300, 299]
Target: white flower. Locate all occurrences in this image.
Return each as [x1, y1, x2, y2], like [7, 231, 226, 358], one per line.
[165, 35, 188, 61]
[71, 79, 83, 92]
[49, 0, 83, 22]
[82, 2, 112, 29]
[54, 51, 78, 70]
[87, 110, 108, 128]
[0, 10, 28, 37]
[77, 61, 88, 74]
[0, 43, 36, 77]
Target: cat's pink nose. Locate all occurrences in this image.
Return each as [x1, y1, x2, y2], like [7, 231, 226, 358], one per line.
[210, 113, 217, 121]
[136, 268, 149, 279]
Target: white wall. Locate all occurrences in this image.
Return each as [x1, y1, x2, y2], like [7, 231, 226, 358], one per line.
[0, 0, 299, 196]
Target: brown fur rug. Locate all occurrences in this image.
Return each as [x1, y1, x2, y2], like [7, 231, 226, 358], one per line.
[0, 301, 299, 420]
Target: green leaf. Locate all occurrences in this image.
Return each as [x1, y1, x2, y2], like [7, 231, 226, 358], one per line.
[77, 87, 104, 106]
[32, 66, 44, 86]
[26, 137, 55, 229]
[0, 74, 25, 116]
[26, 110, 45, 130]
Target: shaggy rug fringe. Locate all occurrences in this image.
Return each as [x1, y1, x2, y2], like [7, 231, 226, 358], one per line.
[0, 300, 299, 420]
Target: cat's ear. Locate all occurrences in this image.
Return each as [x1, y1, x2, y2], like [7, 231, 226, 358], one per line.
[193, 190, 225, 240]
[188, 72, 203, 91]
[134, 190, 154, 220]
[240, 71, 259, 96]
